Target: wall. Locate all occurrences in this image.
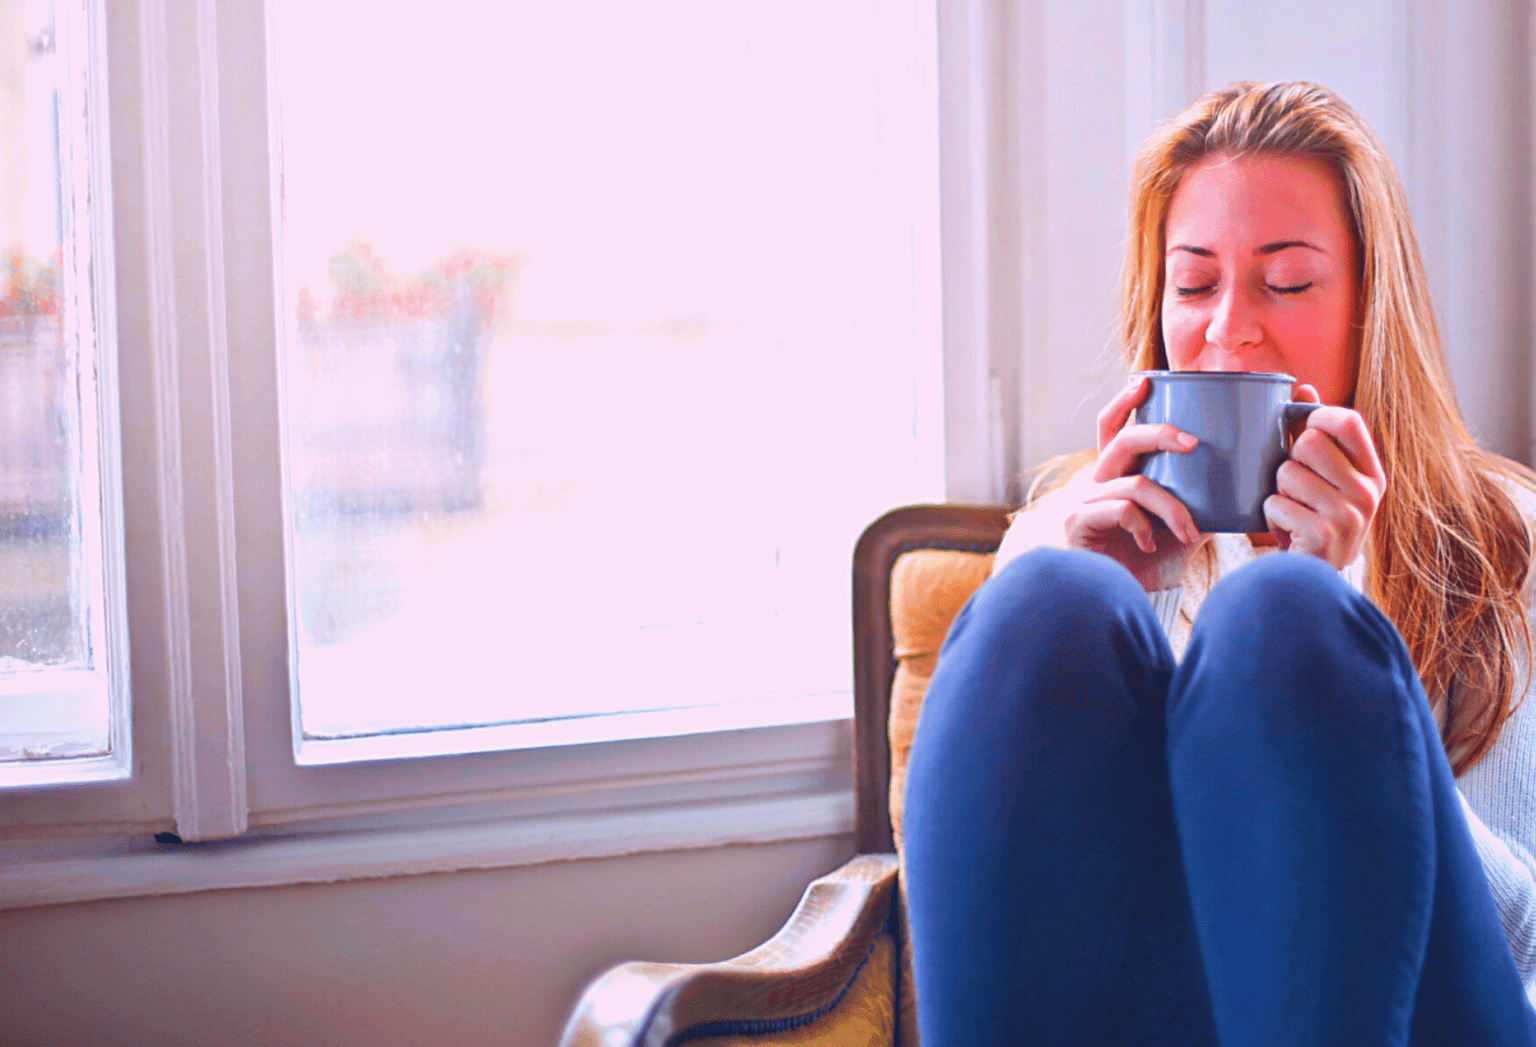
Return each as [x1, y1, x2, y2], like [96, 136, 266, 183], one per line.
[943, 0, 1535, 505]
[0, 833, 856, 1047]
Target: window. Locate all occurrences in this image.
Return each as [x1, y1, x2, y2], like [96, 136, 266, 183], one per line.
[0, 0, 941, 867]
[0, 0, 127, 789]
[271, 0, 943, 761]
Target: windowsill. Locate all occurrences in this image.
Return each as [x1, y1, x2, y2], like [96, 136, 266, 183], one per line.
[0, 715, 856, 910]
[0, 666, 121, 783]
[0, 790, 854, 911]
[295, 691, 854, 765]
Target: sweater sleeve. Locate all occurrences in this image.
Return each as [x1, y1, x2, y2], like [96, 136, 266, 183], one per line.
[1456, 666, 1536, 988]
[1453, 479, 1536, 995]
[1456, 789, 1536, 986]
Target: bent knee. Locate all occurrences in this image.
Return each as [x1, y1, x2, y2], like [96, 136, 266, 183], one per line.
[1196, 552, 1354, 639]
[984, 548, 1144, 626]
[961, 548, 1158, 660]
[1181, 551, 1415, 720]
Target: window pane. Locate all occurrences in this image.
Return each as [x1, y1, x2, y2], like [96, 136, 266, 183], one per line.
[0, 0, 112, 764]
[275, 0, 939, 746]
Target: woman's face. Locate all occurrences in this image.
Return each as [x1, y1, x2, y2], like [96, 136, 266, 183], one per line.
[1160, 153, 1361, 406]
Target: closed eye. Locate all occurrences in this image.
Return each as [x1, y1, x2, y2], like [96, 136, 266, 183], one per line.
[1267, 281, 1313, 294]
[1174, 284, 1215, 297]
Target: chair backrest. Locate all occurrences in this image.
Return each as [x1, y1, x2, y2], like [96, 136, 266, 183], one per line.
[850, 504, 1010, 853]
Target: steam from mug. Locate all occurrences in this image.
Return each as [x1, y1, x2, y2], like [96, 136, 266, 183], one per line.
[1132, 370, 1323, 534]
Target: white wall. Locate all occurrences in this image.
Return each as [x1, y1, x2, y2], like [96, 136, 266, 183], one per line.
[0, 834, 856, 1047]
[944, 0, 1535, 505]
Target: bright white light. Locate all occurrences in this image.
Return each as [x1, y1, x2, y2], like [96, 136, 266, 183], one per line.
[274, 0, 941, 745]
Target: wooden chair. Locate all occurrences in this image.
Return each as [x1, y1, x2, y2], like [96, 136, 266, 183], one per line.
[558, 504, 1010, 1047]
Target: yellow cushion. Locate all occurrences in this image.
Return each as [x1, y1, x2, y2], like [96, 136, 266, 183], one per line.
[886, 549, 995, 848]
[684, 931, 897, 1047]
[883, 550, 994, 1047]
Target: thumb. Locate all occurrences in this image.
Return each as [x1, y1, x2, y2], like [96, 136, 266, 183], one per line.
[1294, 382, 1321, 404]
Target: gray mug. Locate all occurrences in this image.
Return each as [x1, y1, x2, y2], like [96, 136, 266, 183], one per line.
[1132, 370, 1322, 534]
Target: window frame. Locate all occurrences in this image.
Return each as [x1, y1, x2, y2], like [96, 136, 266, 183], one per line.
[0, 0, 133, 790]
[0, 0, 945, 882]
[0, 0, 179, 836]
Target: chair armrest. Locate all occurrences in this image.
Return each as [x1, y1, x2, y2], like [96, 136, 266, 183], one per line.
[559, 853, 899, 1047]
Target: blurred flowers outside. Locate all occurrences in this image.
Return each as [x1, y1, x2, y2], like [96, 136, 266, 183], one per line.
[0, 245, 77, 667]
[291, 241, 525, 519]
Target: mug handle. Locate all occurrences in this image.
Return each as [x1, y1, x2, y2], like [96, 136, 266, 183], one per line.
[1280, 401, 1324, 451]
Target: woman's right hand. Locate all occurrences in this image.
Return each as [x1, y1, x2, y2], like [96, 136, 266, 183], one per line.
[1053, 376, 1207, 590]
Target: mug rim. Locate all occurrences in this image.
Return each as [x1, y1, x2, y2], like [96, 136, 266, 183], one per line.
[1131, 369, 1295, 383]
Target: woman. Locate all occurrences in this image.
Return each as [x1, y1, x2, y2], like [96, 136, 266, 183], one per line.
[902, 81, 1536, 1046]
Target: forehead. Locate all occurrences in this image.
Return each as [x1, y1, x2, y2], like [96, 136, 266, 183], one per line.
[1164, 153, 1354, 252]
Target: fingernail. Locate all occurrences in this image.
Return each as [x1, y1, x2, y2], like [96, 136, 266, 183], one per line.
[1175, 432, 1197, 450]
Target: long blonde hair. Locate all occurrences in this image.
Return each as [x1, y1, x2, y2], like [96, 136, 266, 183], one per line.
[1116, 81, 1534, 773]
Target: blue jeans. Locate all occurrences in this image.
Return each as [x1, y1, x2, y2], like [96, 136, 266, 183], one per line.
[902, 548, 1536, 1046]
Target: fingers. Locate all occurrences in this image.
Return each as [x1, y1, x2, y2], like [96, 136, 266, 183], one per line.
[1263, 494, 1329, 560]
[1096, 377, 1151, 452]
[1294, 406, 1387, 492]
[1094, 376, 1198, 481]
[1270, 405, 1385, 569]
[1066, 499, 1159, 554]
[1284, 428, 1381, 510]
[1272, 463, 1367, 551]
[1093, 423, 1198, 481]
[1083, 474, 1202, 544]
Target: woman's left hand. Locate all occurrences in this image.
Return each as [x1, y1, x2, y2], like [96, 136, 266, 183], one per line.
[1263, 383, 1387, 569]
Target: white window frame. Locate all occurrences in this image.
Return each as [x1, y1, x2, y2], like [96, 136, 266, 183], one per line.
[0, 0, 944, 905]
[0, 0, 131, 790]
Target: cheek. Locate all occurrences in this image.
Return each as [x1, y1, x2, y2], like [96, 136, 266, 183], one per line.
[1272, 305, 1358, 399]
[1161, 303, 1203, 367]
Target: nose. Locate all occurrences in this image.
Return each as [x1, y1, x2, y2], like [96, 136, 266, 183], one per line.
[1202, 283, 1265, 368]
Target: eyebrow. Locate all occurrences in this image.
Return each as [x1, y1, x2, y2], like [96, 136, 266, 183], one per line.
[1169, 240, 1324, 258]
